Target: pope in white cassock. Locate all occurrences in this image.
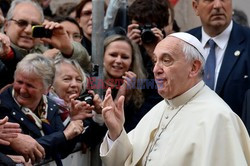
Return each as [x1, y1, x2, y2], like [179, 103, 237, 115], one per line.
[100, 32, 250, 166]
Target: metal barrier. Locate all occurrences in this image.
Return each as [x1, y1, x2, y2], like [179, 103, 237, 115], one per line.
[34, 144, 91, 166]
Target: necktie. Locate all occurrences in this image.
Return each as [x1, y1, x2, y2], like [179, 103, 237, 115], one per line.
[204, 39, 216, 90]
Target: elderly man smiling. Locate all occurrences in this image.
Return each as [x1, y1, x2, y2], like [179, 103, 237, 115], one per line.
[99, 32, 250, 166]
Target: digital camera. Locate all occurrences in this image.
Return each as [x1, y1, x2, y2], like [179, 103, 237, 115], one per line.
[77, 92, 93, 105]
[138, 24, 156, 44]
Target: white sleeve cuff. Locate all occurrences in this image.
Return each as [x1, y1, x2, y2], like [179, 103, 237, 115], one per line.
[63, 116, 71, 126]
[92, 111, 104, 125]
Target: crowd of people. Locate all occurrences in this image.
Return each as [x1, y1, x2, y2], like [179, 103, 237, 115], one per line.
[0, 0, 249, 165]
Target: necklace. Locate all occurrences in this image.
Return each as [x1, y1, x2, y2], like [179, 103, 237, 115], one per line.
[144, 83, 205, 166]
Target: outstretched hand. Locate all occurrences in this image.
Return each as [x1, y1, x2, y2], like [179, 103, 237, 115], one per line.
[9, 133, 45, 164]
[102, 88, 125, 141]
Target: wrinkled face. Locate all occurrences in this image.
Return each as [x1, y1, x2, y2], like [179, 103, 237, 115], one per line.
[53, 63, 83, 104]
[4, 3, 42, 50]
[78, 1, 92, 40]
[60, 21, 82, 43]
[104, 40, 132, 78]
[153, 37, 193, 99]
[13, 71, 46, 111]
[192, 0, 232, 33]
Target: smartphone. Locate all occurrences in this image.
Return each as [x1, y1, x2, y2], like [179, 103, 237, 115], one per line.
[32, 25, 52, 38]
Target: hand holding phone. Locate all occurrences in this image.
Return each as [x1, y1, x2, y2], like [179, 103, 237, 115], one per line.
[32, 25, 52, 38]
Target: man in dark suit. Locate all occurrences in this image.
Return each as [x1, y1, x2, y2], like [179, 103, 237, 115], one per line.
[188, 0, 250, 118]
[242, 89, 250, 134]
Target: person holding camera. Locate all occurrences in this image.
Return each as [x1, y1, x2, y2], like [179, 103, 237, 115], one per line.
[0, 0, 90, 89]
[0, 53, 86, 165]
[127, 0, 169, 60]
[49, 56, 107, 151]
[126, 0, 170, 115]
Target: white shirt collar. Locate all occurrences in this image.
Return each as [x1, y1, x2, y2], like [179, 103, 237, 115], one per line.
[164, 81, 205, 108]
[201, 20, 233, 49]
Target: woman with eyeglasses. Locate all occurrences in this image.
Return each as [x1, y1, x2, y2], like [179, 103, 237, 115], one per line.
[49, 55, 107, 154]
[74, 0, 107, 56]
[53, 16, 83, 44]
[42, 15, 92, 74]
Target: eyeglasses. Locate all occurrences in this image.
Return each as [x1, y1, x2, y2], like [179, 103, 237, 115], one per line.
[9, 19, 39, 28]
[72, 33, 83, 41]
[80, 10, 92, 17]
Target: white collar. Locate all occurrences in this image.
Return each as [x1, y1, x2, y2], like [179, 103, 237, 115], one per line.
[201, 20, 233, 49]
[164, 81, 205, 109]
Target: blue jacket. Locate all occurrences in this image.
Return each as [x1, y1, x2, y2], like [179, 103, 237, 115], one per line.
[188, 22, 250, 117]
[0, 87, 77, 159]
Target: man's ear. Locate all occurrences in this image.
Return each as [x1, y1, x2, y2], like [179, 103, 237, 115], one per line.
[192, 0, 200, 16]
[3, 20, 9, 33]
[189, 60, 202, 77]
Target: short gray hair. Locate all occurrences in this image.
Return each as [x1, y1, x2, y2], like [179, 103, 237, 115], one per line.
[53, 56, 88, 93]
[15, 53, 55, 89]
[6, 0, 44, 22]
[181, 40, 205, 77]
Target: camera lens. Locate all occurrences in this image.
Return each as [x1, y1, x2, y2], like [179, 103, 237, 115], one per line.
[84, 96, 93, 105]
[77, 93, 93, 105]
[141, 30, 156, 44]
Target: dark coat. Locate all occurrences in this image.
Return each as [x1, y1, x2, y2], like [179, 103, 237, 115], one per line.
[0, 87, 77, 159]
[188, 22, 250, 117]
[242, 89, 250, 135]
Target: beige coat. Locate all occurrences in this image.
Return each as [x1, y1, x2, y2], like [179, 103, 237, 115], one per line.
[100, 81, 250, 166]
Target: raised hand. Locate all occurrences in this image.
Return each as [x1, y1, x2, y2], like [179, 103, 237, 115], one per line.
[39, 21, 73, 56]
[151, 27, 164, 43]
[0, 116, 21, 145]
[70, 96, 94, 120]
[102, 88, 125, 141]
[0, 33, 11, 58]
[127, 23, 142, 45]
[88, 90, 103, 114]
[115, 71, 137, 103]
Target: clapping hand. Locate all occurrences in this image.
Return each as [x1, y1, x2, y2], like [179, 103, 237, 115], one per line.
[88, 90, 103, 114]
[115, 71, 136, 104]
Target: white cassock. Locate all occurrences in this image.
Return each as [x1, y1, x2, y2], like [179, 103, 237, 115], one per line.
[100, 81, 250, 166]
